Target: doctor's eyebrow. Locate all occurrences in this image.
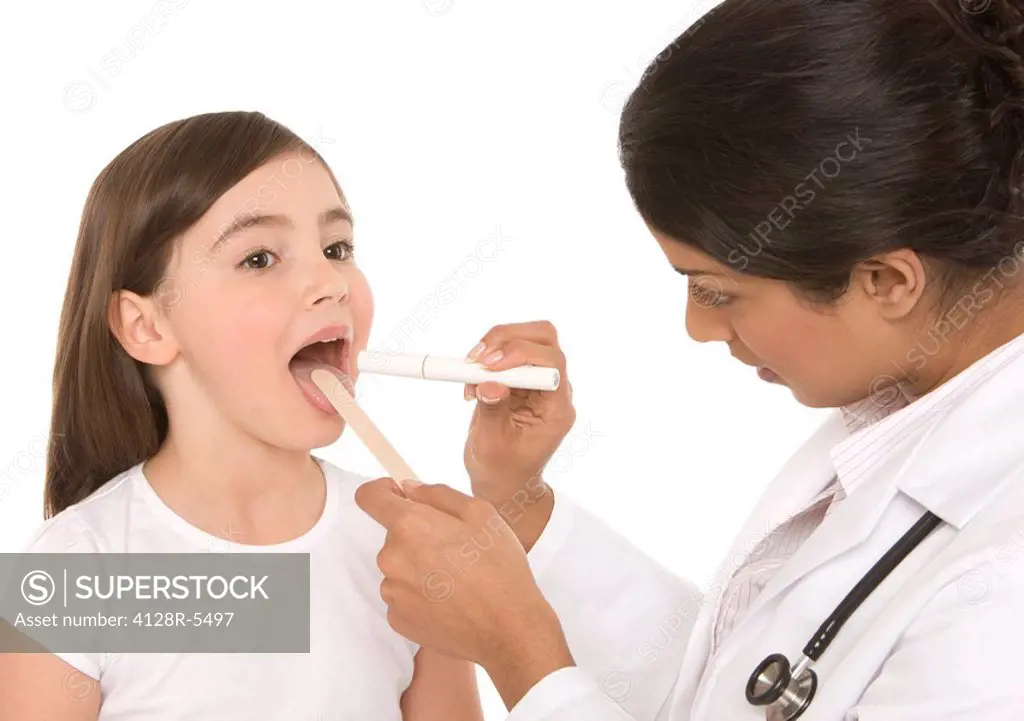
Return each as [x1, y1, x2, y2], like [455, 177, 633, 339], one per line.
[672, 266, 727, 278]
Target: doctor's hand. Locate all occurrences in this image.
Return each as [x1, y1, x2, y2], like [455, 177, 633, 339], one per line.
[355, 477, 576, 710]
[463, 321, 576, 550]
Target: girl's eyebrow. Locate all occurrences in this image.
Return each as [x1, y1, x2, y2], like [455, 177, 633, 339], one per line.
[210, 206, 353, 255]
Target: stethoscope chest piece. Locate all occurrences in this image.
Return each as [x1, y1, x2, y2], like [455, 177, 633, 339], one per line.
[746, 653, 817, 720]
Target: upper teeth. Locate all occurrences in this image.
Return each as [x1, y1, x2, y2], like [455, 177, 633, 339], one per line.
[314, 331, 350, 344]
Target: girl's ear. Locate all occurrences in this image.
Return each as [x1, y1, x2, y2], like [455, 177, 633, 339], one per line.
[108, 290, 179, 366]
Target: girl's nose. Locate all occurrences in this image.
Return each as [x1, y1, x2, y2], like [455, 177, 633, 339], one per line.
[307, 257, 350, 307]
[685, 302, 733, 344]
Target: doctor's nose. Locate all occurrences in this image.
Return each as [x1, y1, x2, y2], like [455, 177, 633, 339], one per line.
[685, 299, 733, 344]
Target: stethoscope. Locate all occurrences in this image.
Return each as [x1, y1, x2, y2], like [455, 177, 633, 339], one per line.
[745, 510, 944, 720]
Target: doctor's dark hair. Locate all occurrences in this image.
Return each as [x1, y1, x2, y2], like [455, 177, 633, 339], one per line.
[619, 0, 1024, 310]
[45, 112, 343, 518]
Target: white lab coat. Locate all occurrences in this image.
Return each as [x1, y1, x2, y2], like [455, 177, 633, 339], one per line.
[511, 335, 1024, 721]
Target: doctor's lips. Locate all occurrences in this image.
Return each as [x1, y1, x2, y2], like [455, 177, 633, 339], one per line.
[288, 324, 356, 404]
[734, 354, 781, 383]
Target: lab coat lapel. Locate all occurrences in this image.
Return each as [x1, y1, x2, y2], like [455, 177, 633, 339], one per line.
[732, 449, 905, 627]
[667, 411, 849, 716]
[718, 409, 945, 649]
[691, 413, 944, 709]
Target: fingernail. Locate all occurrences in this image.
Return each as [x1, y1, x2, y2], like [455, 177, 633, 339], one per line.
[402, 478, 423, 490]
[467, 343, 486, 361]
[478, 391, 501, 405]
[481, 349, 504, 365]
[464, 386, 473, 401]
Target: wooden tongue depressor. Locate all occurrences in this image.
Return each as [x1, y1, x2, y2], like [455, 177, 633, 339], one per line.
[309, 368, 420, 493]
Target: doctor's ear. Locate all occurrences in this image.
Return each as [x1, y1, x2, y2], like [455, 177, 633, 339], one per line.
[851, 250, 929, 320]
[108, 289, 180, 367]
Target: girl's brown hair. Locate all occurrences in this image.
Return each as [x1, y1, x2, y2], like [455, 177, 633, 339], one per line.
[46, 111, 338, 518]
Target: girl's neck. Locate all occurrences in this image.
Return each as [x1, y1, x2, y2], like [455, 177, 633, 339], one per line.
[142, 431, 327, 546]
[147, 437, 319, 496]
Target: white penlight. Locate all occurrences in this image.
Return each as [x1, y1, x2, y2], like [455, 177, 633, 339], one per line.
[356, 351, 560, 392]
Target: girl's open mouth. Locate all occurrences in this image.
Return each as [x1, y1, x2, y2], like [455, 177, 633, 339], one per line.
[288, 332, 356, 413]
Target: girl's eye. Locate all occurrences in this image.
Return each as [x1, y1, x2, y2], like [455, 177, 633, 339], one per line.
[324, 240, 354, 262]
[689, 282, 732, 308]
[239, 249, 277, 270]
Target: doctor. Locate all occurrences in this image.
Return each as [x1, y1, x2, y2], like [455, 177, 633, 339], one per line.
[355, 0, 1024, 718]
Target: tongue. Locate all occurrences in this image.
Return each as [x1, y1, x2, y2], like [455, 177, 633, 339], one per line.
[289, 357, 356, 411]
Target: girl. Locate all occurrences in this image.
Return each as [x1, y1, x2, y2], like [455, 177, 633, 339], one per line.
[0, 111, 483, 721]
[348, 1, 1024, 719]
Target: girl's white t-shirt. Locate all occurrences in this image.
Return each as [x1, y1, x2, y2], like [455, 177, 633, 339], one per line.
[19, 457, 419, 720]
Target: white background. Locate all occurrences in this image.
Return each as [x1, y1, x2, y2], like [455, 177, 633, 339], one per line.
[0, 1, 827, 716]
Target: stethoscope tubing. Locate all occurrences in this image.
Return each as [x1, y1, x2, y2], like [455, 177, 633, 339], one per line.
[802, 510, 944, 661]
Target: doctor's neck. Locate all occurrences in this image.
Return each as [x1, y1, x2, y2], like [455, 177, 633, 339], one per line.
[903, 282, 1024, 399]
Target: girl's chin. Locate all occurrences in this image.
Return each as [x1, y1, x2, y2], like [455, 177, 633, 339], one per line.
[289, 416, 347, 451]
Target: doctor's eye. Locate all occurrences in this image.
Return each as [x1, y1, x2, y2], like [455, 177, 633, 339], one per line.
[689, 282, 732, 308]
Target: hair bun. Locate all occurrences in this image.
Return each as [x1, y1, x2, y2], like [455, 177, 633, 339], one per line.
[935, 0, 1024, 206]
[957, 1, 1024, 122]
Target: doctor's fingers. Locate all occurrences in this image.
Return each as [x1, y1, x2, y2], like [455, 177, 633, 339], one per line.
[404, 482, 491, 522]
[361, 485, 468, 544]
[468, 320, 561, 359]
[355, 478, 423, 529]
[483, 339, 568, 395]
[478, 338, 566, 373]
[374, 511, 465, 593]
